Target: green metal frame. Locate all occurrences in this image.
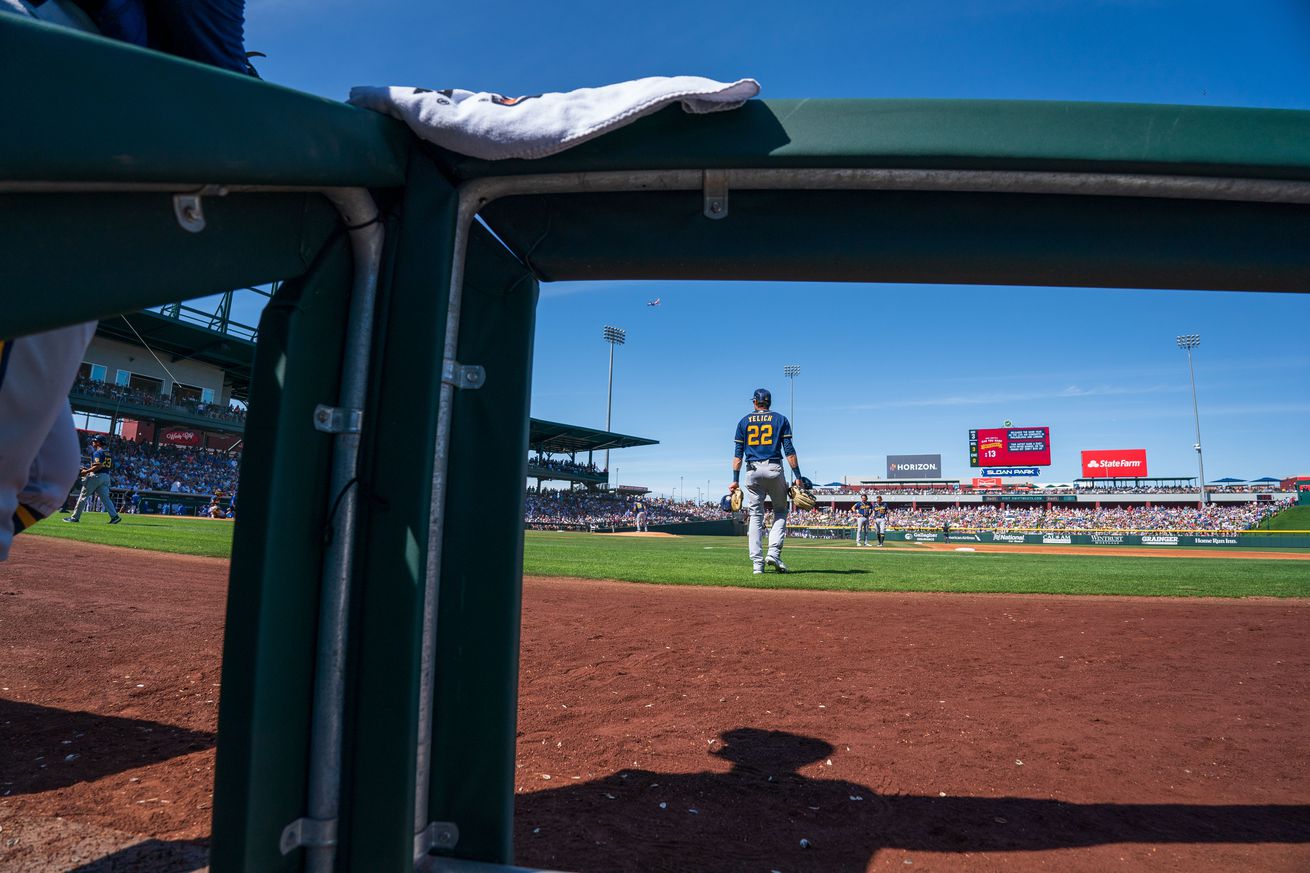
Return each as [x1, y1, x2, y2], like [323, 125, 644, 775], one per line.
[5, 12, 1310, 873]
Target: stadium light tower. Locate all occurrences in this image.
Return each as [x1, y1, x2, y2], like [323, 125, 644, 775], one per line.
[1176, 334, 1208, 506]
[784, 364, 800, 426]
[603, 325, 626, 487]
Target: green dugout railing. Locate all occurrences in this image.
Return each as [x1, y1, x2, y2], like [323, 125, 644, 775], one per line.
[6, 12, 1310, 873]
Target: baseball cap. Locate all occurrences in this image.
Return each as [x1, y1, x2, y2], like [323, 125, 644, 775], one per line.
[90, 435, 107, 445]
[752, 388, 771, 406]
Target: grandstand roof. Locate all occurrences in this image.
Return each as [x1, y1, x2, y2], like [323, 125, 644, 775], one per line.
[529, 419, 658, 454]
[97, 310, 257, 401]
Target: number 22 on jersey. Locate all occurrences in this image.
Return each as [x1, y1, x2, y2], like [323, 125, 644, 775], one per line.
[746, 423, 774, 446]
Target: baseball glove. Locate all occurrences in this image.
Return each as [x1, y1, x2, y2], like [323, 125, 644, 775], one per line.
[789, 480, 817, 511]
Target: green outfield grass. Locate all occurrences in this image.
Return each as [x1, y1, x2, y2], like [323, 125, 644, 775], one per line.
[23, 518, 1310, 598]
[24, 512, 235, 558]
[522, 531, 1310, 598]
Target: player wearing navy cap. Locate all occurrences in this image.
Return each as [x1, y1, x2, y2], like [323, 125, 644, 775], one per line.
[65, 434, 122, 524]
[872, 494, 890, 546]
[729, 388, 803, 574]
[852, 492, 873, 546]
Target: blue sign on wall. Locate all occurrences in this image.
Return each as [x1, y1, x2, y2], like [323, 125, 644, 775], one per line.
[982, 467, 1041, 477]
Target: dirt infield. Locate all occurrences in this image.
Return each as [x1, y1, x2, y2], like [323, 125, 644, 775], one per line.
[2, 537, 1309, 871]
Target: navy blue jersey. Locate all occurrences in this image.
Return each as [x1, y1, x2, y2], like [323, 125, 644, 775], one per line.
[91, 448, 113, 471]
[733, 410, 795, 463]
[873, 503, 889, 519]
[853, 500, 872, 518]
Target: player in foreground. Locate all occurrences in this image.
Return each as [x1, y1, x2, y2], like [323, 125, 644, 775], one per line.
[873, 494, 890, 546]
[728, 388, 804, 574]
[64, 434, 122, 524]
[852, 492, 873, 546]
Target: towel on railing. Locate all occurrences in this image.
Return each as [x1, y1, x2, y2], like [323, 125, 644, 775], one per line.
[347, 76, 760, 161]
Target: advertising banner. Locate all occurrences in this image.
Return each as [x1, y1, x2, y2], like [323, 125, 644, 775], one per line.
[161, 427, 202, 446]
[982, 466, 1041, 477]
[1081, 449, 1148, 478]
[971, 477, 1002, 488]
[887, 454, 942, 479]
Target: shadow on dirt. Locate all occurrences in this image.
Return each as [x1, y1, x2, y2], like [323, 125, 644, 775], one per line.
[67, 839, 209, 873]
[0, 698, 213, 795]
[514, 727, 1310, 872]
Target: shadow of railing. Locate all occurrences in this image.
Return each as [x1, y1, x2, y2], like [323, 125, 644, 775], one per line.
[514, 727, 1310, 872]
[0, 698, 214, 795]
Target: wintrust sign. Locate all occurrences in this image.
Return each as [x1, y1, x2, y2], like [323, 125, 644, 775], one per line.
[1081, 449, 1148, 478]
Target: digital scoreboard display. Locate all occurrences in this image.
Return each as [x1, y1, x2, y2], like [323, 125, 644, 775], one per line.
[969, 426, 1052, 467]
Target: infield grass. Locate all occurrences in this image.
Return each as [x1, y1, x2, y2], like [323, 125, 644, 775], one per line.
[23, 517, 1310, 598]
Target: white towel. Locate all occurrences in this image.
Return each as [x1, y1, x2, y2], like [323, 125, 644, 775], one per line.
[347, 75, 760, 161]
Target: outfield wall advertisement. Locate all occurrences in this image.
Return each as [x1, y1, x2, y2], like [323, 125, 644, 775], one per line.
[789, 526, 1310, 548]
[1082, 449, 1148, 478]
[878, 530, 1308, 548]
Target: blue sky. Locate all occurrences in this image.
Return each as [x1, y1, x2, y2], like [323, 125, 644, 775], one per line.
[236, 0, 1309, 497]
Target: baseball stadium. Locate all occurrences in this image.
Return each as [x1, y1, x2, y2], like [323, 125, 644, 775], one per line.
[5, 10, 1310, 873]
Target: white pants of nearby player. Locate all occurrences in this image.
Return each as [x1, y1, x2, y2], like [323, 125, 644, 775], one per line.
[854, 516, 869, 546]
[874, 518, 887, 544]
[0, 322, 98, 560]
[636, 511, 647, 532]
[744, 460, 789, 568]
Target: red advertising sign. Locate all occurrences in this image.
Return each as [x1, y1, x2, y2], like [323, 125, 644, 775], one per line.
[969, 426, 1051, 467]
[1081, 449, 1148, 478]
[971, 477, 1003, 489]
[161, 427, 202, 447]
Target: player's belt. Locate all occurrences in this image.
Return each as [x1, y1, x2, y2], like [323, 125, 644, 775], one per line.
[746, 460, 781, 471]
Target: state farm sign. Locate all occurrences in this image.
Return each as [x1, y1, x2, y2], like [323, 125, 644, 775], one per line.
[161, 427, 202, 446]
[1081, 449, 1148, 478]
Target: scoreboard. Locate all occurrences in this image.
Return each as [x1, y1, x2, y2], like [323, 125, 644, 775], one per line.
[969, 426, 1051, 467]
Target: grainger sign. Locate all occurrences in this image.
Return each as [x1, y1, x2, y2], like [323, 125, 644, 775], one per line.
[1081, 449, 1148, 478]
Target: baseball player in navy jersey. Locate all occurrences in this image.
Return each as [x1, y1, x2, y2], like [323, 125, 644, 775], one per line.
[729, 388, 804, 574]
[65, 434, 122, 524]
[872, 494, 890, 546]
[634, 498, 648, 532]
[851, 493, 873, 546]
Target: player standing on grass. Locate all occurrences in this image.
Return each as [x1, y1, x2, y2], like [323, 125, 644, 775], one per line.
[64, 435, 122, 525]
[728, 388, 804, 574]
[873, 494, 890, 546]
[852, 492, 873, 546]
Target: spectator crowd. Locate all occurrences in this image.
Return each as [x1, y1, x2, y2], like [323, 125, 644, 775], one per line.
[789, 502, 1283, 533]
[524, 491, 722, 530]
[73, 375, 248, 425]
[75, 433, 240, 498]
[528, 455, 602, 478]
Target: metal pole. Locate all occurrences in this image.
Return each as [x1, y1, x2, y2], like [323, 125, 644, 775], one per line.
[302, 188, 383, 873]
[605, 340, 615, 487]
[1185, 346, 1208, 506]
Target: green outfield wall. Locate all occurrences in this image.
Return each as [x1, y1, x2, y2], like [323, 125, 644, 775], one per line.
[790, 527, 1310, 549]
